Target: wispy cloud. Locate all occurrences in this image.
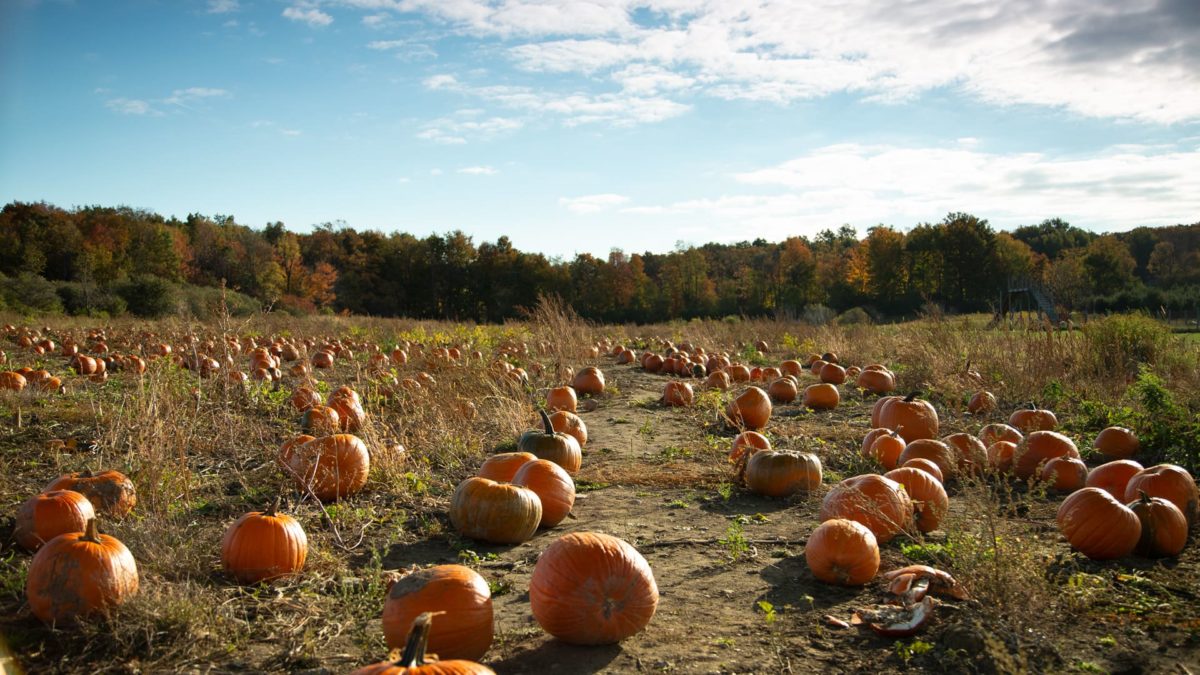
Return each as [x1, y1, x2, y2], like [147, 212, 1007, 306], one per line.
[283, 6, 333, 27]
[206, 0, 239, 14]
[560, 193, 630, 214]
[164, 87, 230, 107]
[365, 39, 437, 60]
[619, 141, 1200, 239]
[416, 111, 523, 144]
[105, 98, 162, 116]
[280, 128, 303, 136]
[458, 165, 498, 175]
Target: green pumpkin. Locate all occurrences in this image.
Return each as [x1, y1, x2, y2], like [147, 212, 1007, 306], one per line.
[518, 410, 582, 475]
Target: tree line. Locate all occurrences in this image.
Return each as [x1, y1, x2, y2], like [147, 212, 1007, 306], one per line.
[1, 201, 1197, 322]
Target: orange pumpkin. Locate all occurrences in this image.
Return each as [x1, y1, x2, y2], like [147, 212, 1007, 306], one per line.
[818, 362, 847, 385]
[548, 410, 588, 447]
[512, 459, 576, 528]
[979, 423, 1023, 447]
[1012, 431, 1079, 480]
[286, 434, 370, 501]
[986, 440, 1018, 474]
[897, 439, 957, 481]
[744, 450, 822, 498]
[1127, 491, 1187, 558]
[967, 391, 997, 414]
[767, 377, 798, 403]
[877, 392, 939, 442]
[1039, 456, 1088, 492]
[868, 431, 906, 471]
[546, 386, 578, 413]
[529, 532, 658, 645]
[477, 452, 537, 482]
[44, 470, 137, 518]
[381, 566, 494, 661]
[1124, 464, 1198, 526]
[819, 474, 913, 543]
[726, 387, 772, 430]
[572, 367, 606, 396]
[662, 381, 694, 407]
[1085, 460, 1144, 500]
[221, 500, 308, 584]
[1056, 487, 1141, 560]
[855, 368, 895, 395]
[942, 433, 987, 476]
[901, 458, 944, 483]
[1009, 405, 1058, 433]
[802, 383, 839, 410]
[728, 431, 771, 466]
[805, 519, 879, 586]
[1093, 426, 1139, 460]
[885, 467, 948, 533]
[15, 490, 95, 552]
[449, 477, 541, 544]
[26, 519, 139, 623]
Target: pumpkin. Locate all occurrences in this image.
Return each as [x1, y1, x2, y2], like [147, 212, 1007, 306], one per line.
[819, 474, 913, 543]
[728, 431, 771, 466]
[1012, 431, 1079, 479]
[357, 612, 495, 675]
[885, 467, 948, 533]
[478, 452, 537, 482]
[979, 423, 1023, 447]
[704, 370, 732, 390]
[877, 392, 939, 442]
[855, 368, 895, 395]
[382, 566, 494, 661]
[805, 519, 879, 586]
[1009, 405, 1058, 433]
[312, 350, 335, 368]
[221, 499, 308, 584]
[278, 434, 316, 468]
[1056, 487, 1141, 560]
[1093, 427, 1139, 460]
[330, 397, 367, 433]
[1085, 460, 1144, 500]
[986, 441, 1018, 474]
[767, 377, 798, 403]
[942, 433, 987, 476]
[286, 434, 370, 501]
[518, 410, 582, 475]
[744, 450, 822, 498]
[449, 477, 542, 544]
[819, 362, 847, 385]
[26, 518, 139, 623]
[662, 381, 694, 407]
[896, 439, 957, 481]
[860, 428, 891, 458]
[301, 405, 342, 435]
[727, 365, 751, 382]
[780, 360, 804, 378]
[801, 383, 839, 410]
[15, 490, 95, 552]
[1124, 464, 1198, 525]
[868, 431, 906, 471]
[513, 459, 576, 527]
[901, 458, 944, 483]
[572, 367, 605, 396]
[546, 386, 577, 413]
[726, 387, 772, 430]
[548, 410, 588, 447]
[642, 354, 664, 373]
[45, 470, 137, 518]
[967, 391, 997, 414]
[1039, 456, 1088, 492]
[0, 371, 28, 391]
[1127, 491, 1187, 558]
[529, 532, 658, 645]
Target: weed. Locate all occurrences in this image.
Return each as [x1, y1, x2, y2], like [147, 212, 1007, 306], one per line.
[718, 519, 750, 562]
[756, 600, 777, 625]
[895, 639, 933, 665]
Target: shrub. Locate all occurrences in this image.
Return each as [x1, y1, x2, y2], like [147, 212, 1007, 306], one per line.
[1082, 313, 1170, 375]
[56, 282, 127, 317]
[835, 307, 872, 326]
[0, 272, 63, 314]
[116, 275, 179, 318]
[801, 304, 835, 326]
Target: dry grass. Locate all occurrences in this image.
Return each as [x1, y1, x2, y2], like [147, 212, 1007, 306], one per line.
[1, 307, 1197, 672]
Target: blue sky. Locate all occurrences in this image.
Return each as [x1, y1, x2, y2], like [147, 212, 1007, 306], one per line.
[2, 0, 1198, 258]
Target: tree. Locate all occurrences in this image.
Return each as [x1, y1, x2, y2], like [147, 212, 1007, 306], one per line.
[1083, 235, 1136, 296]
[305, 262, 338, 309]
[863, 226, 907, 306]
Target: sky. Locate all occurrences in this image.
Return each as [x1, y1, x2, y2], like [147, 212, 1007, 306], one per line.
[1, 0, 1198, 259]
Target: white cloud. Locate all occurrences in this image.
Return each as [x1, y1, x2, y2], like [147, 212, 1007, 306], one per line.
[430, 168, 444, 175]
[283, 6, 333, 27]
[458, 165, 498, 175]
[360, 0, 1200, 124]
[105, 98, 161, 116]
[207, 0, 239, 13]
[280, 128, 303, 136]
[619, 142, 1200, 240]
[559, 193, 630, 214]
[165, 87, 231, 106]
[416, 114, 524, 144]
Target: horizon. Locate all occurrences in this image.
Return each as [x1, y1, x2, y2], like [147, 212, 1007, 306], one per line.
[2, 1, 1198, 259]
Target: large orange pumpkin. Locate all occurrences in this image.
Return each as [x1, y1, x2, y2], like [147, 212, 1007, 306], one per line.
[1127, 491, 1187, 558]
[885, 467, 948, 533]
[855, 369, 895, 395]
[805, 519, 879, 586]
[1039, 456, 1088, 492]
[1009, 405, 1058, 433]
[15, 490, 95, 552]
[1085, 460, 1144, 500]
[26, 519, 139, 623]
[897, 439, 957, 481]
[1012, 431, 1079, 480]
[877, 393, 938, 442]
[801, 383, 839, 410]
[726, 387, 772, 430]
[662, 381, 694, 407]
[44, 470, 137, 518]
[572, 367, 606, 396]
[286, 434, 370, 501]
[449, 477, 541, 544]
[477, 452, 537, 483]
[513, 459, 576, 528]
[518, 410, 582, 475]
[868, 431, 906, 471]
[819, 474, 913, 543]
[221, 500, 308, 584]
[382, 565, 494, 661]
[546, 386, 578, 413]
[1056, 487, 1141, 560]
[1093, 426, 1139, 459]
[979, 423, 1023, 447]
[744, 450, 822, 498]
[529, 532, 658, 645]
[1124, 464, 1198, 526]
[549, 410, 588, 447]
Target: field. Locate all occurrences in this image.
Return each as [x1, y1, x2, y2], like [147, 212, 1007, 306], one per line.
[2, 304, 1199, 674]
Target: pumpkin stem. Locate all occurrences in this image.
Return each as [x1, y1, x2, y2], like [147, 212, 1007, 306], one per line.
[81, 518, 101, 543]
[266, 496, 281, 517]
[395, 611, 444, 667]
[904, 391, 920, 403]
[539, 408, 554, 435]
[1137, 489, 1152, 506]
